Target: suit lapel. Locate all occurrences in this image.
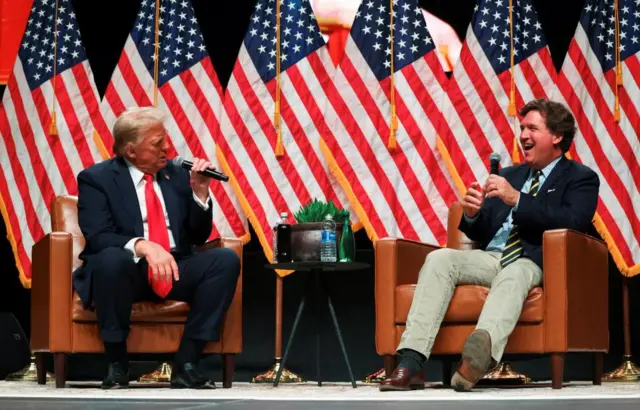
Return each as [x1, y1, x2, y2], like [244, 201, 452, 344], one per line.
[112, 158, 144, 237]
[157, 168, 181, 248]
[538, 156, 569, 197]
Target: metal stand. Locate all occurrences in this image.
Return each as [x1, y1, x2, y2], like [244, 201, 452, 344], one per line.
[251, 275, 304, 384]
[604, 277, 640, 382]
[477, 362, 531, 385]
[5, 355, 54, 382]
[274, 267, 356, 388]
[363, 368, 386, 383]
[138, 362, 172, 383]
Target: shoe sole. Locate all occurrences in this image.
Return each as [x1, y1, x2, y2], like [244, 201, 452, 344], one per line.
[101, 383, 129, 390]
[452, 330, 492, 392]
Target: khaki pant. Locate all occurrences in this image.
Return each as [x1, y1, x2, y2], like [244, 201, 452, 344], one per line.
[397, 248, 542, 362]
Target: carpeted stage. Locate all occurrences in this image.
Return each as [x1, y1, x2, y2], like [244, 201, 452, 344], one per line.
[1, 380, 639, 409]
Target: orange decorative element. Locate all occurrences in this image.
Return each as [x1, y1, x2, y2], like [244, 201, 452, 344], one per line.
[0, 0, 33, 84]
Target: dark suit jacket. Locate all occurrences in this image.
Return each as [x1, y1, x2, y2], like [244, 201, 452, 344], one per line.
[73, 157, 213, 306]
[458, 156, 599, 270]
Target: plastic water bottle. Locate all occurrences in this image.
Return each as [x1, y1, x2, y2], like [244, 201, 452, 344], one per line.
[272, 212, 288, 263]
[320, 214, 337, 262]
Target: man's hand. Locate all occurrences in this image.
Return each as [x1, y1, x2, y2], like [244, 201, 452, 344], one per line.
[461, 182, 485, 218]
[135, 240, 179, 283]
[484, 175, 520, 207]
[189, 157, 214, 204]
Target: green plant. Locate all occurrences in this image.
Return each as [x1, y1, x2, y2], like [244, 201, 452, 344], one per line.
[293, 198, 349, 223]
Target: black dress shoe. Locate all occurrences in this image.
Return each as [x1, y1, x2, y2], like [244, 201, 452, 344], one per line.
[101, 362, 129, 390]
[170, 362, 215, 389]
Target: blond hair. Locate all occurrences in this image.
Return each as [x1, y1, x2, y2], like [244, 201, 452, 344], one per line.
[112, 107, 167, 156]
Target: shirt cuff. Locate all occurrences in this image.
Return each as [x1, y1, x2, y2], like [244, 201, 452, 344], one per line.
[463, 213, 479, 224]
[193, 192, 211, 210]
[513, 195, 520, 212]
[124, 237, 144, 263]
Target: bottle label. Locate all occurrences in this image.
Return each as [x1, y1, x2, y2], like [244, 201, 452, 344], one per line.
[321, 231, 335, 242]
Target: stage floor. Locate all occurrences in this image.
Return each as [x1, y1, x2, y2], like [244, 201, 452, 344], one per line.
[1, 380, 639, 409]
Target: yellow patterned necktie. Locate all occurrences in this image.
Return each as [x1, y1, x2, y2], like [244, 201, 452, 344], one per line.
[500, 170, 542, 268]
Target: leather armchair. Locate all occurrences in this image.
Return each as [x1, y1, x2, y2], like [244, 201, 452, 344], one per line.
[30, 196, 243, 388]
[375, 202, 608, 389]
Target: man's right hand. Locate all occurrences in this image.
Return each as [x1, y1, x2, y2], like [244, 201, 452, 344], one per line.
[134, 240, 179, 283]
[461, 182, 485, 218]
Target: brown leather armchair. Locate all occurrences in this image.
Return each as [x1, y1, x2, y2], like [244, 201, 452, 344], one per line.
[30, 196, 243, 388]
[375, 202, 608, 389]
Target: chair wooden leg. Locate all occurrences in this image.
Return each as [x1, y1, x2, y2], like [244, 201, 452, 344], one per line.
[53, 353, 67, 388]
[593, 352, 603, 385]
[441, 360, 452, 386]
[222, 354, 234, 388]
[550, 353, 564, 390]
[383, 355, 396, 377]
[35, 352, 46, 385]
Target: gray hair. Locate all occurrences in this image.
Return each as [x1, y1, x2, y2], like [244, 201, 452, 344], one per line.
[112, 106, 167, 156]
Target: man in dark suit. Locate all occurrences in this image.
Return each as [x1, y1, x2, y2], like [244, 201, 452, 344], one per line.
[74, 107, 240, 389]
[380, 98, 600, 392]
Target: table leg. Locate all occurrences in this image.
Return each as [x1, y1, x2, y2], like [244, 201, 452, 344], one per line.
[327, 294, 357, 388]
[274, 295, 306, 387]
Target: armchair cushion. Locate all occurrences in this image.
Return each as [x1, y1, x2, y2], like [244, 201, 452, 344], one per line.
[72, 293, 191, 323]
[394, 285, 544, 324]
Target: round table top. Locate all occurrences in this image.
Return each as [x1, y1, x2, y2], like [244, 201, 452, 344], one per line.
[265, 261, 370, 272]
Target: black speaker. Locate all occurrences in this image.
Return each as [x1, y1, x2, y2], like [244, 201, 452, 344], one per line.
[0, 312, 31, 379]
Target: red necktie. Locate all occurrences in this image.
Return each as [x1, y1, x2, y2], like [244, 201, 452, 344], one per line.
[143, 174, 172, 298]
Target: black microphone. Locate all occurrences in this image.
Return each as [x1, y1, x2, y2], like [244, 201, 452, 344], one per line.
[173, 157, 229, 182]
[489, 152, 501, 175]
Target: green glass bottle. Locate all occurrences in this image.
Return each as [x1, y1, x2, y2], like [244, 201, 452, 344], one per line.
[339, 211, 355, 262]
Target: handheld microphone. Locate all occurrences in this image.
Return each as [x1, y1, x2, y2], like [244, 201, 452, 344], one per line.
[489, 152, 501, 175]
[173, 157, 229, 182]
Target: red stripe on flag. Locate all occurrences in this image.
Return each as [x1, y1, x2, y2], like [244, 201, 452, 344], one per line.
[119, 54, 153, 107]
[73, 64, 113, 155]
[0, 162, 32, 275]
[557, 68, 640, 246]
[231, 63, 299, 212]
[0, 105, 46, 241]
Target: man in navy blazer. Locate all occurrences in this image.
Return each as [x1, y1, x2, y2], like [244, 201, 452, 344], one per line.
[74, 107, 240, 389]
[380, 99, 600, 392]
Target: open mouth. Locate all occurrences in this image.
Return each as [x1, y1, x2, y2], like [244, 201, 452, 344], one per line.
[522, 143, 534, 151]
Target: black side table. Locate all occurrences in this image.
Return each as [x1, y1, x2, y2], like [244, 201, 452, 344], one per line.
[265, 261, 370, 388]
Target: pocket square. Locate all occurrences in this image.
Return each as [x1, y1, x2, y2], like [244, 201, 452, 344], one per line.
[547, 188, 555, 193]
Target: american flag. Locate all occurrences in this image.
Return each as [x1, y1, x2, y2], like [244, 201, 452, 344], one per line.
[0, 0, 110, 287]
[439, 0, 559, 187]
[320, 0, 458, 245]
[100, 0, 248, 242]
[218, 0, 357, 263]
[557, 0, 640, 276]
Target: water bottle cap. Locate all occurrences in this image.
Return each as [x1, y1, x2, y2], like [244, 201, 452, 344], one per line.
[325, 214, 333, 220]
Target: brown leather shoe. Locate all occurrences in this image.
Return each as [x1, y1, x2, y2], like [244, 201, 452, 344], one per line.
[379, 367, 425, 392]
[451, 329, 492, 392]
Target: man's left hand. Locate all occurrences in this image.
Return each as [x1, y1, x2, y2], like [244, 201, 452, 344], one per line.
[189, 157, 214, 203]
[485, 175, 520, 207]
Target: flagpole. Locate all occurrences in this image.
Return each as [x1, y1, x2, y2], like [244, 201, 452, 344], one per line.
[387, 0, 397, 151]
[49, 0, 60, 136]
[274, 0, 284, 157]
[152, 0, 161, 107]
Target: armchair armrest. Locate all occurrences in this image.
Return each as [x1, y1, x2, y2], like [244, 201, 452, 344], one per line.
[374, 238, 439, 355]
[542, 229, 608, 352]
[31, 232, 74, 353]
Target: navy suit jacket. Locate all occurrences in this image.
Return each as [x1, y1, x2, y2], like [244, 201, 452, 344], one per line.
[73, 157, 213, 306]
[458, 156, 599, 270]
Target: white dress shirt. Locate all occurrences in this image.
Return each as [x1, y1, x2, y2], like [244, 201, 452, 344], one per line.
[123, 160, 210, 261]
